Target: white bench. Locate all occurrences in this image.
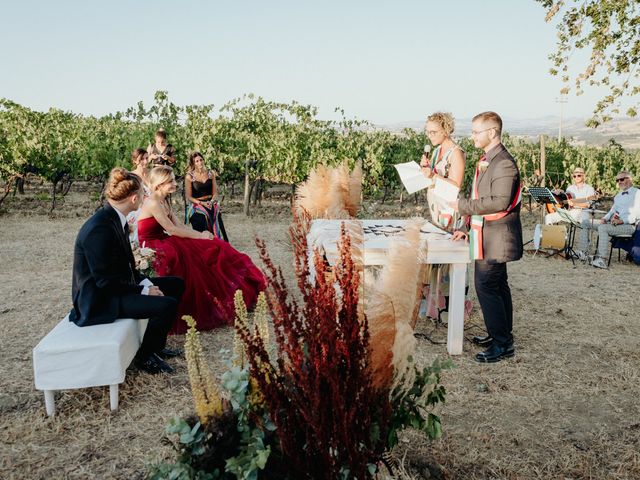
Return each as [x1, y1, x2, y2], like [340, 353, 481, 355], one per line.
[33, 315, 148, 416]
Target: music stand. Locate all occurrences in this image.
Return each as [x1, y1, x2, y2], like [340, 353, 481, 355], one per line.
[556, 208, 580, 265]
[528, 187, 558, 209]
[524, 187, 558, 247]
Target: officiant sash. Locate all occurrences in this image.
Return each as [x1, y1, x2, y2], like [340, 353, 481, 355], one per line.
[469, 162, 522, 260]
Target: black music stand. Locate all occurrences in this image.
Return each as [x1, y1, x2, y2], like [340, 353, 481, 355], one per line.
[528, 187, 579, 263]
[555, 208, 580, 265]
[524, 187, 558, 248]
[528, 187, 558, 209]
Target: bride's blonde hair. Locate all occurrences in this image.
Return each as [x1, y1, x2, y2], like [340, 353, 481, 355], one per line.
[148, 165, 174, 191]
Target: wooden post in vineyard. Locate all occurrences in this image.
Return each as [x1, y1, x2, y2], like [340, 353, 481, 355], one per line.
[243, 159, 251, 216]
[539, 135, 546, 223]
[540, 135, 546, 188]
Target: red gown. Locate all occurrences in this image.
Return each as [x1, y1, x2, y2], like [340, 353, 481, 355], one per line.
[137, 216, 266, 334]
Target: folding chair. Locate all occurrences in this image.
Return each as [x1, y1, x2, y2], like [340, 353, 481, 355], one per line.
[608, 224, 639, 266]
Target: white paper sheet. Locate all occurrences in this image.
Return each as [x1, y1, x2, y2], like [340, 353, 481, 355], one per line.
[432, 177, 459, 215]
[394, 161, 433, 194]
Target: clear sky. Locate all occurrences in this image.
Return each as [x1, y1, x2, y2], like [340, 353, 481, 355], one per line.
[0, 0, 609, 124]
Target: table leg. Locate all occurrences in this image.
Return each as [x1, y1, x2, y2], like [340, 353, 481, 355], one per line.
[44, 390, 55, 417]
[447, 263, 466, 355]
[109, 384, 119, 411]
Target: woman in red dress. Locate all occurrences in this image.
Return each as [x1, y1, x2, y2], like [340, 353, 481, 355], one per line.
[137, 166, 266, 334]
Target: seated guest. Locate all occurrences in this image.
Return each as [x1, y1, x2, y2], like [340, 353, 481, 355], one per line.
[147, 128, 176, 166]
[69, 168, 184, 374]
[576, 171, 640, 268]
[545, 167, 596, 225]
[137, 166, 266, 334]
[185, 151, 228, 241]
[130, 148, 151, 186]
[127, 148, 152, 245]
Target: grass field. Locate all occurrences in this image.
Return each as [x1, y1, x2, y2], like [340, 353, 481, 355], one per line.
[1, 187, 639, 479]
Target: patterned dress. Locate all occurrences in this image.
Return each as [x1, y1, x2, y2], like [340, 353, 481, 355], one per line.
[422, 145, 472, 322]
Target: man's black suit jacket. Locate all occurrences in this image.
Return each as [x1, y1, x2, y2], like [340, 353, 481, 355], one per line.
[458, 143, 523, 263]
[69, 203, 147, 326]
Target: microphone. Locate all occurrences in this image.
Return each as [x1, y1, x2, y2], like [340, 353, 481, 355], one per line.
[421, 145, 431, 167]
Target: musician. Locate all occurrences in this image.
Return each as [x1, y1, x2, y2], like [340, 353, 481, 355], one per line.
[544, 167, 596, 225]
[576, 171, 640, 268]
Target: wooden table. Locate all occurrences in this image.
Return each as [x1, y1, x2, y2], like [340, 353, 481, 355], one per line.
[308, 219, 471, 355]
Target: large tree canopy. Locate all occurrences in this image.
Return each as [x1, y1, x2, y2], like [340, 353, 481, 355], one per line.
[538, 0, 640, 126]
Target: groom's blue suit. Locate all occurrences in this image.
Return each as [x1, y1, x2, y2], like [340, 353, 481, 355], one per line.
[69, 203, 183, 359]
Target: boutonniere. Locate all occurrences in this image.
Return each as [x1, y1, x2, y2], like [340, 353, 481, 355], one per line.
[478, 159, 490, 172]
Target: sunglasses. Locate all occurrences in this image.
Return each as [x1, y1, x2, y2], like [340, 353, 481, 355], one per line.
[572, 174, 583, 178]
[616, 178, 629, 183]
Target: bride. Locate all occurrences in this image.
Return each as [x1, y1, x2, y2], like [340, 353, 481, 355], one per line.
[137, 165, 266, 333]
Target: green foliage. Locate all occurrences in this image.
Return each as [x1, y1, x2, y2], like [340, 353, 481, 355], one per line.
[538, 0, 640, 126]
[2, 92, 638, 211]
[147, 361, 274, 480]
[147, 417, 220, 480]
[221, 364, 274, 480]
[387, 357, 454, 449]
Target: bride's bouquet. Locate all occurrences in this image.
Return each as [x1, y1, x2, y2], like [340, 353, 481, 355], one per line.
[131, 243, 156, 277]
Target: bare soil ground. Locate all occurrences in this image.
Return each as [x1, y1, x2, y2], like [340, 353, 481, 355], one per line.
[1, 186, 639, 479]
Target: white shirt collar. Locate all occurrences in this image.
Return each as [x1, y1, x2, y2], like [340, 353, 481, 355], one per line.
[112, 205, 128, 229]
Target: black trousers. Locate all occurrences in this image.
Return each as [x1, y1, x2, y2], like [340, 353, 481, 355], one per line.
[474, 260, 513, 347]
[117, 276, 184, 359]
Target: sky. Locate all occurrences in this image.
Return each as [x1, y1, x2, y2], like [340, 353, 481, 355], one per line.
[0, 0, 612, 124]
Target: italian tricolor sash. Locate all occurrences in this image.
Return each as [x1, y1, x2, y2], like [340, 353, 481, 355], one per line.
[469, 157, 522, 260]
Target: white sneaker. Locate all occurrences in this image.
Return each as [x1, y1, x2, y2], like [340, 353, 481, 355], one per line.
[575, 250, 588, 261]
[591, 257, 608, 269]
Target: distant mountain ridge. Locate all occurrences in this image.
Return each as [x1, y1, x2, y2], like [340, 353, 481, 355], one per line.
[379, 116, 640, 149]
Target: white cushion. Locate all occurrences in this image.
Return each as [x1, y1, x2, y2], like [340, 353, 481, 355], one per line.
[33, 315, 148, 390]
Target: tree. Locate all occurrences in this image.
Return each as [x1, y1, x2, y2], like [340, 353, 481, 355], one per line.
[538, 0, 640, 126]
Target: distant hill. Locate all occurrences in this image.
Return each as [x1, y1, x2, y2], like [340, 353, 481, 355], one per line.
[380, 117, 640, 149]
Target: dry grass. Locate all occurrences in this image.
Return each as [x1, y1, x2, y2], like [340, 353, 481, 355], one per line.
[1, 189, 639, 479]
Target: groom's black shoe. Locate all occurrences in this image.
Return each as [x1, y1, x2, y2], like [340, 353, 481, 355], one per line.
[472, 335, 493, 347]
[157, 347, 183, 359]
[475, 343, 514, 363]
[135, 353, 174, 374]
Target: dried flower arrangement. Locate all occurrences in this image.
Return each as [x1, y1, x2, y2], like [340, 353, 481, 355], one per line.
[295, 161, 362, 219]
[148, 170, 451, 479]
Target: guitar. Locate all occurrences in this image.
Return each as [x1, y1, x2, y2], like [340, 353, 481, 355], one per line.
[545, 192, 600, 214]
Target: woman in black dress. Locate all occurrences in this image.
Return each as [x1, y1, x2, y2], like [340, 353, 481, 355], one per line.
[147, 129, 176, 167]
[184, 151, 228, 241]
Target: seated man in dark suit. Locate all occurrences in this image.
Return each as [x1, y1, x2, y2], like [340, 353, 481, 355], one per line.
[69, 167, 184, 374]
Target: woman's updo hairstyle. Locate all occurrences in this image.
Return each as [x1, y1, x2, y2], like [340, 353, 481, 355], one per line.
[105, 167, 142, 201]
[426, 112, 455, 136]
[148, 165, 174, 192]
[131, 148, 148, 167]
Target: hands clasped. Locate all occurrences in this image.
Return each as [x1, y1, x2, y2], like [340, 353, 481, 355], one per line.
[148, 286, 164, 296]
[451, 230, 468, 242]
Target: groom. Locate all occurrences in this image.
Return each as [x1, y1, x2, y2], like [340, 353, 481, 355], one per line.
[69, 169, 184, 374]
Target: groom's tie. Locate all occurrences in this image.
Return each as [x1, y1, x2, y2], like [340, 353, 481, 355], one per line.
[123, 223, 136, 284]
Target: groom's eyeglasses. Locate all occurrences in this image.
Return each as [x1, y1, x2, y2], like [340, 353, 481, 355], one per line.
[471, 127, 496, 136]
